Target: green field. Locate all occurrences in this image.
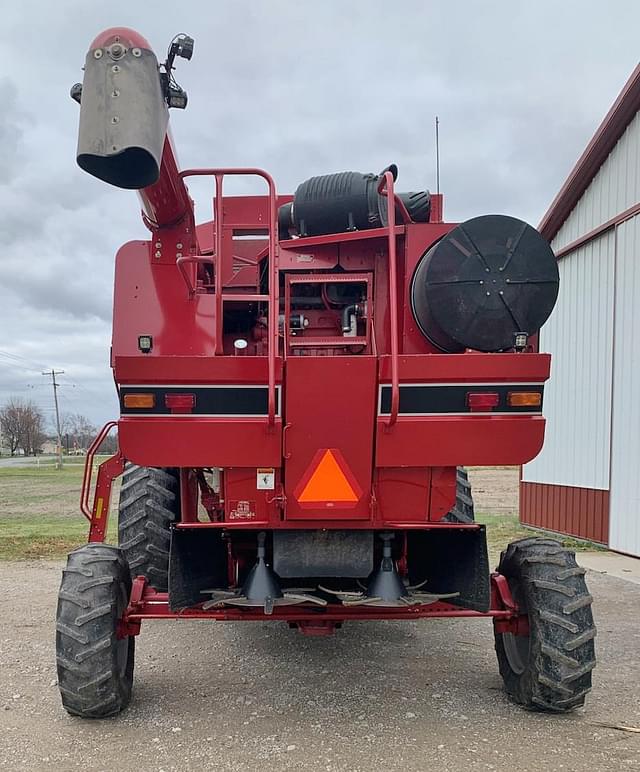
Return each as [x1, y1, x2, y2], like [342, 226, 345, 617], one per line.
[0, 460, 117, 559]
[0, 463, 603, 562]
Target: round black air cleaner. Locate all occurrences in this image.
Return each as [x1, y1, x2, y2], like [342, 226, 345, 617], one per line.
[411, 214, 559, 352]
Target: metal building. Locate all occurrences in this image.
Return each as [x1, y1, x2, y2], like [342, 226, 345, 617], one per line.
[520, 63, 640, 557]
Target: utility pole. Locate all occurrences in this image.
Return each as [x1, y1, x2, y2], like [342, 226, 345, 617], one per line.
[43, 369, 64, 469]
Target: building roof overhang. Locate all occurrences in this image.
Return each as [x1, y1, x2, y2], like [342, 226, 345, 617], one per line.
[539, 62, 640, 242]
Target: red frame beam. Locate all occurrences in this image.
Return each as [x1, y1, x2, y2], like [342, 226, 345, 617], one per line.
[117, 572, 526, 637]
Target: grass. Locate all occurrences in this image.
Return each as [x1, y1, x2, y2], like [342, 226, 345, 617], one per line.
[0, 460, 117, 560]
[0, 463, 608, 561]
[477, 512, 606, 566]
[0, 516, 117, 560]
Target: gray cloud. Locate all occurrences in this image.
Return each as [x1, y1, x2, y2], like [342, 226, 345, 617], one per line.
[1, 0, 638, 425]
[0, 79, 26, 184]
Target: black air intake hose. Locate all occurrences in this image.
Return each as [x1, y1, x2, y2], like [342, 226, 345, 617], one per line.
[278, 167, 430, 238]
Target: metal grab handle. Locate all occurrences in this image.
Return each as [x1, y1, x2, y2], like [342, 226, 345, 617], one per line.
[179, 168, 279, 426]
[377, 171, 400, 427]
[80, 421, 118, 520]
[282, 422, 292, 459]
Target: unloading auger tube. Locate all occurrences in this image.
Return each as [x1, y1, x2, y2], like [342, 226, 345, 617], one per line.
[57, 25, 594, 722]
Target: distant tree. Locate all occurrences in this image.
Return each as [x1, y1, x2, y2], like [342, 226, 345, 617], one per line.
[0, 398, 45, 456]
[21, 407, 45, 456]
[59, 412, 98, 451]
[0, 400, 21, 455]
[98, 430, 118, 455]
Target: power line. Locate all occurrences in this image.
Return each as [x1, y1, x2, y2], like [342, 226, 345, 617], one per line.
[0, 358, 42, 374]
[58, 380, 104, 401]
[0, 350, 48, 370]
[0, 350, 39, 364]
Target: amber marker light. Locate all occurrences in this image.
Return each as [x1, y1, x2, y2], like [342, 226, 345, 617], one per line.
[507, 392, 542, 407]
[123, 393, 156, 409]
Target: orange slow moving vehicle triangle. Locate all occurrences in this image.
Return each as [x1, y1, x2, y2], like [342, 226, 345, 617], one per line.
[297, 449, 360, 504]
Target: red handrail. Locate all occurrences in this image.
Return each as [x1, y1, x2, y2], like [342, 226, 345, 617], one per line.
[179, 168, 279, 426]
[80, 420, 118, 520]
[213, 173, 225, 356]
[377, 172, 400, 427]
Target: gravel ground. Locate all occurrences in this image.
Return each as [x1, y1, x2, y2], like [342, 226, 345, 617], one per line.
[467, 467, 519, 514]
[0, 561, 639, 771]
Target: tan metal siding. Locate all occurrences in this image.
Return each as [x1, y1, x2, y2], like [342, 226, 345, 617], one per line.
[522, 232, 615, 489]
[554, 112, 640, 250]
[609, 215, 640, 556]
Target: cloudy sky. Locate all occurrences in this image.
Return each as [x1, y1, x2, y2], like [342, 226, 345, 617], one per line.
[1, 0, 638, 429]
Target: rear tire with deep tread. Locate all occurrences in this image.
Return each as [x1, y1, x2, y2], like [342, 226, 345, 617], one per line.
[494, 537, 596, 712]
[118, 464, 180, 591]
[444, 466, 475, 523]
[56, 543, 134, 718]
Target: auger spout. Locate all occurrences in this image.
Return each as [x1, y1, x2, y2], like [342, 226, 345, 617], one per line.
[73, 27, 194, 230]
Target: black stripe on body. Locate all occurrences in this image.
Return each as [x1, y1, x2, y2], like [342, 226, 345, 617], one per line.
[378, 384, 543, 415]
[120, 386, 280, 416]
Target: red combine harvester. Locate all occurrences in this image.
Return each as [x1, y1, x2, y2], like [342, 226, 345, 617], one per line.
[57, 28, 596, 718]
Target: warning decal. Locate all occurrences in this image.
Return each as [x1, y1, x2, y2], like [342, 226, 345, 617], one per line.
[295, 448, 362, 508]
[257, 468, 275, 490]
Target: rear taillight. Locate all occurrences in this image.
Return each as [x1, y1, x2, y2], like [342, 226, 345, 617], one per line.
[165, 393, 195, 413]
[466, 392, 500, 412]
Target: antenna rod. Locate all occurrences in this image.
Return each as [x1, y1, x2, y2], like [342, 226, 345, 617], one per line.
[435, 115, 440, 195]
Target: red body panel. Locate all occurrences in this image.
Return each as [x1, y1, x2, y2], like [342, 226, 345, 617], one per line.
[224, 468, 281, 524]
[113, 241, 217, 359]
[378, 353, 551, 383]
[376, 415, 546, 467]
[114, 355, 284, 385]
[283, 357, 376, 520]
[111, 192, 552, 522]
[119, 417, 282, 467]
[375, 468, 432, 521]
